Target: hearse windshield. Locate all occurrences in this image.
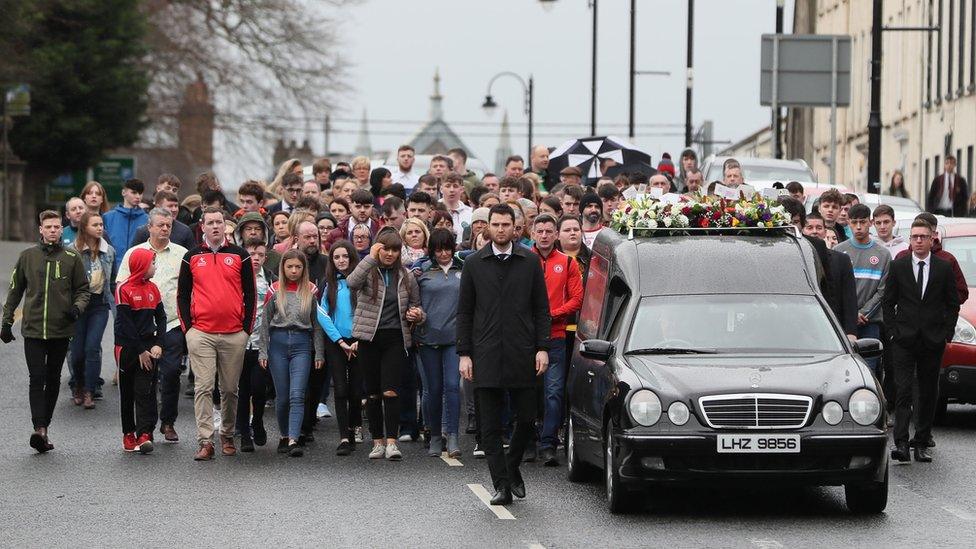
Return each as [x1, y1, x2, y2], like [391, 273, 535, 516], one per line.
[626, 294, 844, 354]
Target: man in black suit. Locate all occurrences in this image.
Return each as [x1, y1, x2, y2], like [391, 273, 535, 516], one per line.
[882, 218, 960, 463]
[925, 155, 969, 217]
[457, 203, 551, 505]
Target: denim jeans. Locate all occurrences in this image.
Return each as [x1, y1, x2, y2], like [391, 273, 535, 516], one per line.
[70, 299, 110, 393]
[266, 329, 313, 440]
[539, 342, 567, 450]
[857, 322, 882, 379]
[417, 344, 461, 437]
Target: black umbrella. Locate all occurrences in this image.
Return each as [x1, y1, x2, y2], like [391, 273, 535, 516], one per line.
[546, 135, 653, 185]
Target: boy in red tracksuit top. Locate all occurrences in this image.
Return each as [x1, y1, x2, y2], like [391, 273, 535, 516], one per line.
[115, 248, 166, 454]
[530, 213, 584, 466]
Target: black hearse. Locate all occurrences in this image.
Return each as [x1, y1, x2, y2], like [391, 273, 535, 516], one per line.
[565, 227, 888, 514]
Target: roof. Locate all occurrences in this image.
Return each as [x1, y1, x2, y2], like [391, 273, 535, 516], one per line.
[596, 231, 818, 297]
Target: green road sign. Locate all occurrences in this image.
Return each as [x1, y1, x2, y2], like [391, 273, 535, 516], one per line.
[91, 156, 135, 203]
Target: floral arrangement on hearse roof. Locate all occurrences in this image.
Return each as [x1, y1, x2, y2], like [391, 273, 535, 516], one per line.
[609, 193, 792, 234]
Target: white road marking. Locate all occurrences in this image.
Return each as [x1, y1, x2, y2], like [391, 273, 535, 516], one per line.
[527, 544, 546, 549]
[467, 483, 516, 520]
[440, 452, 463, 467]
[895, 484, 976, 522]
[750, 540, 784, 549]
[940, 505, 976, 521]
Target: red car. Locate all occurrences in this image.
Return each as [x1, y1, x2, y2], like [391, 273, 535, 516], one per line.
[897, 218, 976, 420]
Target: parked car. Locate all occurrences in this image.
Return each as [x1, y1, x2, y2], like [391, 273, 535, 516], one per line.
[810, 193, 922, 220]
[700, 155, 817, 184]
[895, 217, 976, 421]
[566, 226, 888, 514]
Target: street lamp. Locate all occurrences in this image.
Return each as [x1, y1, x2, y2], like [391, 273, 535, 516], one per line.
[540, 0, 597, 135]
[482, 72, 534, 162]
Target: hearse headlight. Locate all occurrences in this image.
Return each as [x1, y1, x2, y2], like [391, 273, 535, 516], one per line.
[629, 390, 662, 427]
[667, 402, 690, 426]
[821, 401, 843, 425]
[848, 389, 881, 426]
[953, 317, 976, 345]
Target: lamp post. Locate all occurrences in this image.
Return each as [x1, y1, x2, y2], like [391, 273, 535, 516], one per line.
[540, 0, 597, 135]
[482, 72, 534, 161]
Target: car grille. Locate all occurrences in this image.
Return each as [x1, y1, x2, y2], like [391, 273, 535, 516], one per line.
[698, 393, 812, 429]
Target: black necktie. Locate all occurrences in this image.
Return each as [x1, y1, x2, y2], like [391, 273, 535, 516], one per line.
[917, 261, 925, 299]
[498, 253, 509, 261]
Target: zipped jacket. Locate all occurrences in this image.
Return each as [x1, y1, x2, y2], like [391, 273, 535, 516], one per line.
[177, 238, 256, 334]
[114, 248, 166, 352]
[2, 240, 91, 339]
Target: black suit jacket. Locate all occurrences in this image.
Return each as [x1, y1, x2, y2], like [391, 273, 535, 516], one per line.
[827, 248, 859, 337]
[926, 172, 969, 216]
[883, 254, 960, 349]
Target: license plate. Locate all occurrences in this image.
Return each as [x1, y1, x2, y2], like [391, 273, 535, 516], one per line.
[716, 434, 800, 453]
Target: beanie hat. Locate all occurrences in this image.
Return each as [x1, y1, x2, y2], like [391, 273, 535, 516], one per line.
[579, 192, 603, 213]
[657, 153, 676, 177]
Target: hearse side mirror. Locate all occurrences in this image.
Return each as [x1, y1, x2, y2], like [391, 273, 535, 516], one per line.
[852, 338, 883, 359]
[580, 339, 614, 361]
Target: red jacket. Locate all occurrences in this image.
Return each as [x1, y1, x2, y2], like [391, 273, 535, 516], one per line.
[114, 248, 166, 353]
[177, 238, 256, 334]
[533, 246, 584, 339]
[896, 241, 969, 303]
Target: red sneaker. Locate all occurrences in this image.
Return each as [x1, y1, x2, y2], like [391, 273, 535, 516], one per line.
[136, 433, 154, 454]
[123, 433, 138, 453]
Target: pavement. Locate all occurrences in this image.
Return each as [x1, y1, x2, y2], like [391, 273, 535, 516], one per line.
[1, 241, 976, 548]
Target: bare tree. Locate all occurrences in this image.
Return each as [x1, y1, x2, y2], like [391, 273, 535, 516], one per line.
[140, 0, 353, 150]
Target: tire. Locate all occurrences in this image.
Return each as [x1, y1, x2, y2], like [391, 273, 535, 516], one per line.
[566, 415, 595, 482]
[845, 466, 888, 514]
[604, 428, 634, 514]
[933, 395, 949, 426]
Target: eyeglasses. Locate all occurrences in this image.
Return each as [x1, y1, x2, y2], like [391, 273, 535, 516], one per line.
[909, 234, 932, 241]
[353, 234, 370, 240]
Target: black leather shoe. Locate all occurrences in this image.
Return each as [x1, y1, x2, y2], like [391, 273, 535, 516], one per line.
[336, 440, 352, 456]
[539, 446, 559, 467]
[240, 435, 255, 453]
[490, 488, 513, 506]
[914, 447, 933, 462]
[891, 443, 911, 463]
[511, 482, 526, 499]
[925, 437, 936, 448]
[252, 424, 267, 447]
[523, 443, 537, 463]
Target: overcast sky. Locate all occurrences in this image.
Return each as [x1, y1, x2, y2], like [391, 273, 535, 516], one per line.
[216, 0, 795, 182]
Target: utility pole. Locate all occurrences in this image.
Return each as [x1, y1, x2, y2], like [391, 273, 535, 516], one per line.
[323, 114, 331, 157]
[628, 0, 636, 138]
[772, 0, 784, 159]
[685, 0, 694, 148]
[590, 0, 598, 135]
[867, 0, 882, 193]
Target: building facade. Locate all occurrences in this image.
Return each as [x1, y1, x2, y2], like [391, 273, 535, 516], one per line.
[788, 0, 976, 201]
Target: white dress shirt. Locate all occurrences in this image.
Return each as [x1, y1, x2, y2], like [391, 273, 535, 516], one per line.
[912, 252, 932, 297]
[491, 241, 514, 259]
[392, 168, 419, 190]
[938, 173, 953, 210]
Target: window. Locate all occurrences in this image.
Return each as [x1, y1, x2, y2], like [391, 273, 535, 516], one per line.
[968, 145, 974, 189]
[578, 253, 608, 340]
[948, 0, 955, 97]
[601, 278, 629, 339]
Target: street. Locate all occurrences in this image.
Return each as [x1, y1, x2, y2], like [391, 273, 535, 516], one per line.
[0, 243, 974, 548]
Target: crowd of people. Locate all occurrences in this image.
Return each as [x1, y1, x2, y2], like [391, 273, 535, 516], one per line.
[0, 143, 965, 503]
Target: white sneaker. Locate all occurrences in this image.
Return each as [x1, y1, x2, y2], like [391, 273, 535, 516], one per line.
[354, 427, 364, 443]
[398, 433, 413, 443]
[368, 444, 386, 459]
[473, 444, 485, 458]
[385, 443, 403, 461]
[316, 403, 332, 418]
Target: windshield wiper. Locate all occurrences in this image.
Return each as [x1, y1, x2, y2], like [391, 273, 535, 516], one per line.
[625, 347, 717, 355]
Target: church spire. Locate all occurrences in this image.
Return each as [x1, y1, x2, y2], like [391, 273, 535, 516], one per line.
[354, 109, 372, 157]
[494, 110, 513, 174]
[429, 68, 444, 121]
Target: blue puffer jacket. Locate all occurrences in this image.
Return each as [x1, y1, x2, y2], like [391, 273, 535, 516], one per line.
[316, 274, 354, 343]
[102, 204, 147, 271]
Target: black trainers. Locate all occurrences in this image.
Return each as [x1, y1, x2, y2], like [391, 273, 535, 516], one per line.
[288, 443, 304, 457]
[277, 438, 290, 454]
[336, 440, 352, 456]
[240, 435, 255, 453]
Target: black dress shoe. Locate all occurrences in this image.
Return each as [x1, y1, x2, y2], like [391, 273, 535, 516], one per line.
[511, 482, 526, 499]
[539, 447, 559, 467]
[252, 424, 267, 447]
[336, 440, 352, 456]
[891, 443, 911, 463]
[914, 447, 933, 462]
[240, 435, 255, 453]
[490, 488, 513, 506]
[29, 433, 46, 453]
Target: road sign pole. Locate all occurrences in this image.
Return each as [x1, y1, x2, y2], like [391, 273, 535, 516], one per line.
[830, 36, 838, 186]
[771, 36, 780, 159]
